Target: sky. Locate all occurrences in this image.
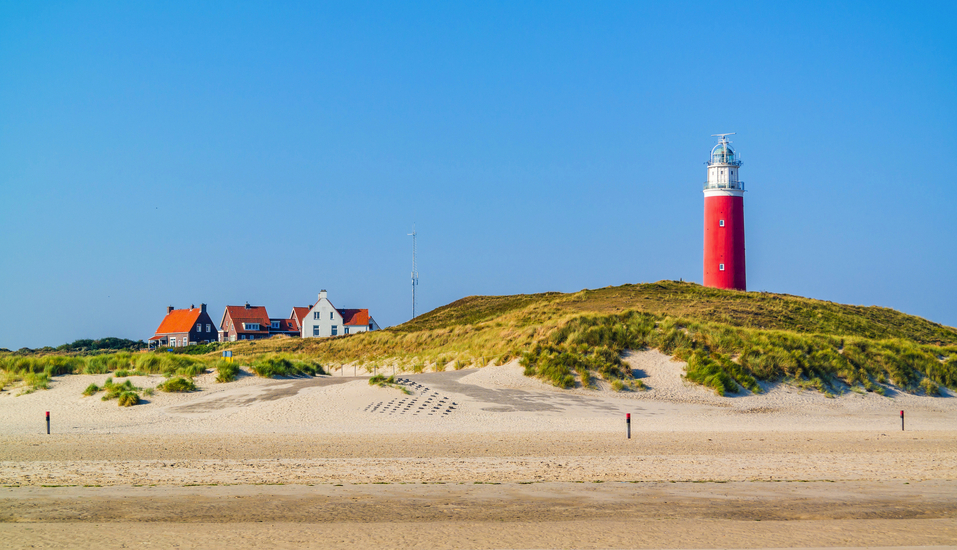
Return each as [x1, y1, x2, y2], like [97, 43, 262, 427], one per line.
[1, 1, 955, 349]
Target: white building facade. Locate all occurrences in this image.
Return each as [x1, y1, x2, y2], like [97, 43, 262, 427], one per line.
[300, 290, 380, 338]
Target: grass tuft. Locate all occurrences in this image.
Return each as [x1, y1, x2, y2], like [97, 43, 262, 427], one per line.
[157, 377, 197, 393]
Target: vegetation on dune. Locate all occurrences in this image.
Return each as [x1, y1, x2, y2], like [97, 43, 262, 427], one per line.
[216, 281, 957, 397]
[3, 281, 956, 398]
[81, 377, 146, 406]
[214, 361, 241, 383]
[157, 377, 197, 393]
[369, 374, 412, 394]
[249, 356, 324, 378]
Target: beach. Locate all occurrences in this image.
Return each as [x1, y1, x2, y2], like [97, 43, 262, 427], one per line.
[2, 353, 956, 548]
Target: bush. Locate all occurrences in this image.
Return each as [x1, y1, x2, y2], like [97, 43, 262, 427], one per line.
[83, 383, 100, 396]
[250, 356, 323, 378]
[101, 378, 140, 400]
[215, 361, 240, 383]
[157, 377, 197, 393]
[117, 391, 140, 407]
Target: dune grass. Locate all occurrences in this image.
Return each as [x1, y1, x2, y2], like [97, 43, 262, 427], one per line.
[369, 374, 412, 394]
[214, 361, 241, 383]
[3, 281, 956, 398]
[156, 377, 197, 393]
[81, 377, 145, 406]
[249, 356, 324, 378]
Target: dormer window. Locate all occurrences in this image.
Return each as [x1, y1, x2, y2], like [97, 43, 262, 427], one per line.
[243, 323, 260, 331]
[719, 220, 725, 227]
[271, 321, 280, 329]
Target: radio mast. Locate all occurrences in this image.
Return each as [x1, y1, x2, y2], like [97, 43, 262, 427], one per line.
[408, 225, 419, 318]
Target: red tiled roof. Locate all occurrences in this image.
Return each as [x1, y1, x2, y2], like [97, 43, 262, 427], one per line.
[270, 319, 299, 333]
[154, 307, 203, 336]
[224, 305, 270, 333]
[339, 309, 370, 326]
[291, 307, 311, 327]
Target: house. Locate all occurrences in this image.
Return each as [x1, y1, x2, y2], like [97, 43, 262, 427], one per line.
[290, 306, 311, 332]
[150, 304, 218, 347]
[267, 317, 300, 337]
[220, 303, 271, 342]
[300, 290, 380, 338]
[219, 303, 306, 342]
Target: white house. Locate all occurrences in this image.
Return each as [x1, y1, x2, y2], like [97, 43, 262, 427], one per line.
[300, 290, 380, 338]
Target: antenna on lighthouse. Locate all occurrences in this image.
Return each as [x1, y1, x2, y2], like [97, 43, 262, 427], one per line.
[408, 225, 419, 319]
[711, 132, 736, 142]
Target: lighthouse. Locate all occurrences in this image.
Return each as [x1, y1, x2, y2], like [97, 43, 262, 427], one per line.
[703, 133, 746, 290]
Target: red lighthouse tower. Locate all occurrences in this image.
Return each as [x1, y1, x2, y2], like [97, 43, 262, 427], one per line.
[703, 134, 746, 290]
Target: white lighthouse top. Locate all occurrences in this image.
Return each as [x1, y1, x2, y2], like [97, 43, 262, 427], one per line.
[704, 134, 744, 193]
[709, 134, 742, 167]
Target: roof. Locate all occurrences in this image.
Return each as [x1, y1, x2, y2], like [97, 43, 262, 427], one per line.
[339, 308, 370, 326]
[291, 307, 311, 326]
[223, 305, 271, 333]
[154, 307, 203, 336]
[270, 318, 299, 333]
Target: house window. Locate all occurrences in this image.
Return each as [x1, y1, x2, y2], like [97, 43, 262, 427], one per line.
[331, 325, 338, 336]
[243, 323, 260, 331]
[719, 220, 725, 227]
[271, 321, 280, 329]
[206, 324, 211, 332]
[313, 312, 318, 320]
[170, 337, 177, 347]
[196, 323, 202, 332]
[313, 326, 320, 336]
[719, 263, 725, 271]
[369, 323, 373, 330]
[330, 311, 333, 320]
[344, 327, 350, 335]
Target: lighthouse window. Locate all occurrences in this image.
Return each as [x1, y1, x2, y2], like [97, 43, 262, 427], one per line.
[719, 220, 725, 227]
[719, 263, 725, 271]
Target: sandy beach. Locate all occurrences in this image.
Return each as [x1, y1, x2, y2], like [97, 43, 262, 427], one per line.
[2, 352, 956, 548]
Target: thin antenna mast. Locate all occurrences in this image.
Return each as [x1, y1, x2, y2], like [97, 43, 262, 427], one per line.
[408, 225, 418, 318]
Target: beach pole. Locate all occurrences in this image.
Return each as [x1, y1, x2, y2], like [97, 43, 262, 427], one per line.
[900, 410, 904, 431]
[46, 411, 50, 435]
[626, 413, 631, 439]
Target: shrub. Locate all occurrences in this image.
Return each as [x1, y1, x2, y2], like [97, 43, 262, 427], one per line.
[920, 377, 940, 396]
[101, 378, 139, 400]
[83, 383, 100, 396]
[157, 377, 197, 393]
[215, 361, 240, 383]
[250, 356, 322, 378]
[117, 391, 140, 407]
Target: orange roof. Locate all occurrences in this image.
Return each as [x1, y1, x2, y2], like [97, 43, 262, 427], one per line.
[154, 307, 203, 335]
[339, 309, 370, 326]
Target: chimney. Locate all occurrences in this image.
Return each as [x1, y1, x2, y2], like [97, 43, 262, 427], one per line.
[201, 303, 207, 313]
[168, 306, 174, 314]
[319, 289, 327, 300]
[245, 302, 251, 309]
[190, 304, 195, 310]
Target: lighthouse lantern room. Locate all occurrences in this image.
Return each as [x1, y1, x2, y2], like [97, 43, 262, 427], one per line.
[703, 133, 746, 290]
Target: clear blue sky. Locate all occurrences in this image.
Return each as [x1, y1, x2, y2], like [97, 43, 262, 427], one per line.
[1, 1, 955, 349]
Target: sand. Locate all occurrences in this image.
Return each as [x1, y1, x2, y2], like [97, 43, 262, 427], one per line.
[1, 352, 956, 549]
